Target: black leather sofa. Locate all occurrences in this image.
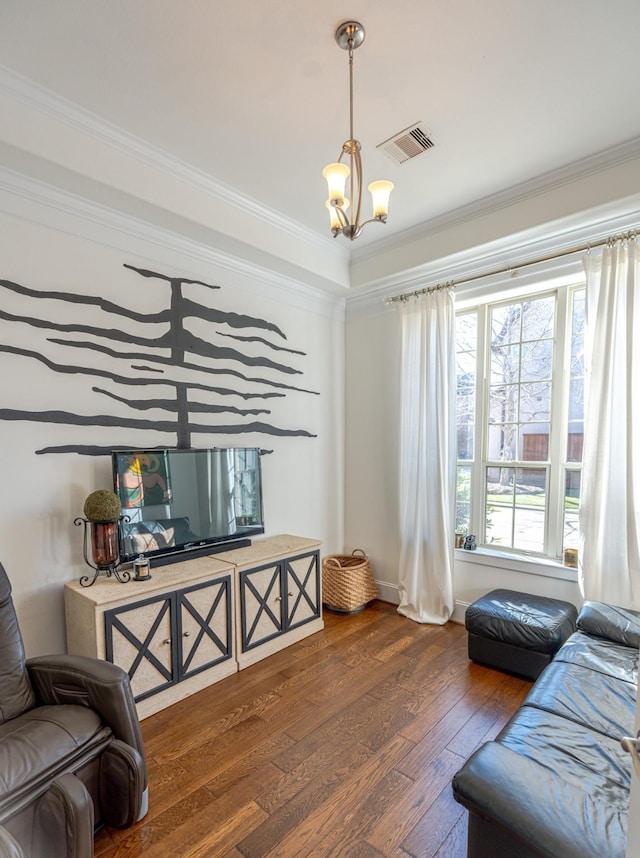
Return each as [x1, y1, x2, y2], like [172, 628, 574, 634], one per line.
[452, 601, 639, 858]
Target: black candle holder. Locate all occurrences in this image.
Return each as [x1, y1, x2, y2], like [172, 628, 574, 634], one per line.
[74, 516, 131, 587]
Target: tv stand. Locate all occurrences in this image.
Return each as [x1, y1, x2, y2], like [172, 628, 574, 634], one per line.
[150, 537, 252, 567]
[65, 535, 323, 719]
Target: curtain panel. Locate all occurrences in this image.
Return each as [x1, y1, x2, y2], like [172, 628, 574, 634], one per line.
[580, 239, 640, 608]
[396, 288, 456, 624]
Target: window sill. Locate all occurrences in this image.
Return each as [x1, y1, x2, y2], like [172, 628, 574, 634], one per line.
[454, 545, 578, 582]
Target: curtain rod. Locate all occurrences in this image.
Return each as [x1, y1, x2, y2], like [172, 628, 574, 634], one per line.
[384, 229, 638, 305]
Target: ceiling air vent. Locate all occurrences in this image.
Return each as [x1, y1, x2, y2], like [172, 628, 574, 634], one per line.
[377, 123, 434, 165]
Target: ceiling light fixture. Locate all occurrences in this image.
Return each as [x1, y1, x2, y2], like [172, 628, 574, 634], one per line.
[323, 21, 394, 241]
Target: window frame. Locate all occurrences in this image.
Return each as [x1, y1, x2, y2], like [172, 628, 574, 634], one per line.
[456, 280, 584, 564]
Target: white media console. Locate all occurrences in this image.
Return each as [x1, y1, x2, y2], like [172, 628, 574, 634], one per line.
[65, 534, 323, 719]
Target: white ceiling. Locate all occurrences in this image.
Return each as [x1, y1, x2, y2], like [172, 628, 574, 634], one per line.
[1, 0, 640, 252]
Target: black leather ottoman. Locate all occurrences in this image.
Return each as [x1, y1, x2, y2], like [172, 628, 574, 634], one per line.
[465, 589, 578, 681]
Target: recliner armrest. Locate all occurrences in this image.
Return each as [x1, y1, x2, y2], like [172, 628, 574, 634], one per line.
[26, 653, 147, 784]
[452, 742, 627, 858]
[36, 774, 94, 858]
[577, 601, 640, 648]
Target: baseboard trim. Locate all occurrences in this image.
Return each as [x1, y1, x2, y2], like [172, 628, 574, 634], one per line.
[374, 580, 468, 626]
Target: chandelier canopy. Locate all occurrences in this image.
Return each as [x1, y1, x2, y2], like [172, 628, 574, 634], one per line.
[322, 21, 394, 241]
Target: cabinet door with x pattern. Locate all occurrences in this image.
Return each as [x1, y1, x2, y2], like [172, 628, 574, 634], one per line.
[239, 561, 284, 652]
[285, 551, 321, 631]
[178, 576, 233, 679]
[105, 592, 177, 702]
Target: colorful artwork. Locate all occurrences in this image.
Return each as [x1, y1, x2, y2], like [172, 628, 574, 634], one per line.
[117, 451, 172, 508]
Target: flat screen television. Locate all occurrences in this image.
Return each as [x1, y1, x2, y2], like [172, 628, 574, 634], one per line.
[112, 447, 264, 565]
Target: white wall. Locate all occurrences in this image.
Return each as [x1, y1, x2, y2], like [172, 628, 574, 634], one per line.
[345, 310, 401, 602]
[0, 202, 345, 656]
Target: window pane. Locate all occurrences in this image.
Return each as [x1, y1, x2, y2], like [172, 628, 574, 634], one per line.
[564, 470, 581, 551]
[490, 344, 520, 383]
[456, 313, 477, 352]
[487, 424, 517, 461]
[513, 465, 546, 552]
[457, 392, 475, 424]
[456, 466, 472, 533]
[520, 425, 550, 461]
[491, 303, 522, 348]
[457, 349, 476, 385]
[568, 378, 583, 418]
[567, 431, 583, 463]
[491, 305, 521, 345]
[486, 467, 514, 546]
[570, 290, 586, 375]
[489, 384, 518, 423]
[514, 507, 545, 552]
[457, 424, 474, 460]
[515, 467, 546, 508]
[522, 296, 554, 340]
[567, 290, 585, 464]
[519, 381, 551, 422]
[485, 466, 547, 551]
[521, 339, 553, 381]
[456, 311, 477, 534]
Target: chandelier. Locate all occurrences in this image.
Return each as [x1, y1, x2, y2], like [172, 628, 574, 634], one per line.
[322, 21, 394, 241]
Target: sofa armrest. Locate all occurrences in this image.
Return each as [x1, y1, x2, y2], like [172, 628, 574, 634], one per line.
[452, 742, 627, 858]
[577, 601, 640, 648]
[26, 654, 146, 783]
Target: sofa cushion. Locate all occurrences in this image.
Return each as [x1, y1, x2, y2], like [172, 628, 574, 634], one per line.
[577, 601, 640, 648]
[0, 705, 111, 821]
[553, 630, 638, 684]
[522, 659, 636, 739]
[497, 706, 631, 801]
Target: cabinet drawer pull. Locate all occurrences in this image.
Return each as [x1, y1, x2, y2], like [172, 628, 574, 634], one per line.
[274, 596, 282, 602]
[183, 631, 190, 637]
[163, 639, 172, 645]
[288, 592, 294, 597]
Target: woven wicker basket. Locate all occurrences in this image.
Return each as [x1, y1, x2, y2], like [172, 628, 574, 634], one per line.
[322, 549, 378, 613]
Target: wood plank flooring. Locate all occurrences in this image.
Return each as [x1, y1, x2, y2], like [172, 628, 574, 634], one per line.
[94, 600, 531, 858]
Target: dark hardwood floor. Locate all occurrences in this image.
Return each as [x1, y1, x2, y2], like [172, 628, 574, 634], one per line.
[95, 600, 531, 857]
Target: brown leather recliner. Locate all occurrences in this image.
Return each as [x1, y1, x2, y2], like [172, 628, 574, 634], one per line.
[0, 563, 148, 857]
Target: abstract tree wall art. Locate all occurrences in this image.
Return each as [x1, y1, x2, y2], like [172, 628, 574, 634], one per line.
[0, 263, 318, 455]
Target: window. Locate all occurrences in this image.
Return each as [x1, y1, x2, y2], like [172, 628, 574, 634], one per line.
[455, 283, 585, 562]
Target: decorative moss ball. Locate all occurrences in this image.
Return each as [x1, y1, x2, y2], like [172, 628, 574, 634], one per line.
[83, 490, 122, 522]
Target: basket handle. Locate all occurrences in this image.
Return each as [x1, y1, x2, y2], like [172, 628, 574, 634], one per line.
[352, 548, 367, 557]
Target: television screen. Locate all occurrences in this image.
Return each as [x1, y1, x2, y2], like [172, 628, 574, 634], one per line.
[112, 447, 264, 563]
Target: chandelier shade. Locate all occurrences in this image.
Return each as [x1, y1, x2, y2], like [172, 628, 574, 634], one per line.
[323, 162, 350, 202]
[322, 21, 394, 241]
[368, 180, 394, 219]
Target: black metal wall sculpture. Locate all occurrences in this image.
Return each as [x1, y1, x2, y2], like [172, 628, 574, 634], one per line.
[0, 264, 318, 455]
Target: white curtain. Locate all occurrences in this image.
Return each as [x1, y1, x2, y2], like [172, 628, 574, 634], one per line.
[396, 288, 456, 624]
[579, 239, 640, 608]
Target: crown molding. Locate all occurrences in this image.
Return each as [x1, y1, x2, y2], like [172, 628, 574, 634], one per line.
[351, 136, 640, 266]
[0, 163, 346, 322]
[0, 64, 347, 263]
[346, 201, 640, 321]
